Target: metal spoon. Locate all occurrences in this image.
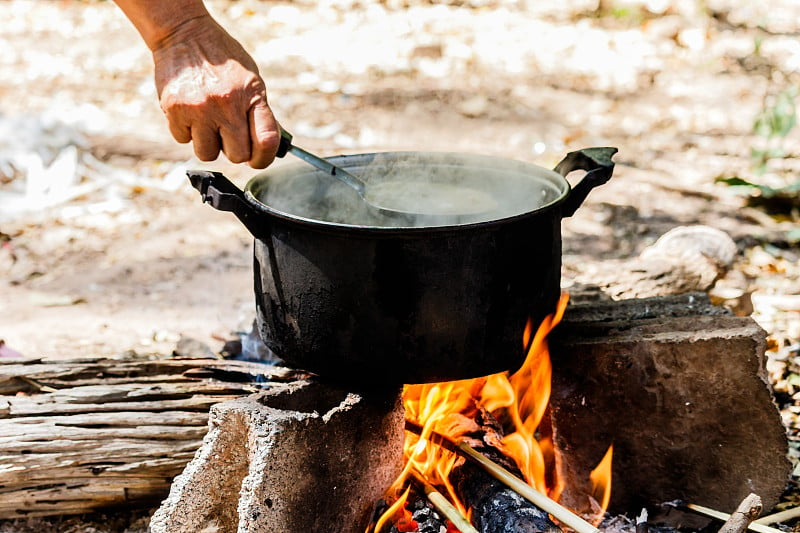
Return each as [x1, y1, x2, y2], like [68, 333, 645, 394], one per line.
[276, 128, 496, 219]
[276, 128, 367, 198]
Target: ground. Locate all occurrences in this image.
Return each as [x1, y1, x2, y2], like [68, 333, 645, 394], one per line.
[0, 0, 799, 530]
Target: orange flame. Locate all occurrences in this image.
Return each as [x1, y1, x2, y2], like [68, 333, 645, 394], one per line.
[372, 486, 414, 533]
[590, 445, 614, 514]
[497, 295, 568, 495]
[394, 379, 482, 518]
[374, 292, 612, 531]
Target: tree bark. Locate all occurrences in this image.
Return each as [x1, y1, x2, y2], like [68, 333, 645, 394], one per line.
[718, 494, 762, 533]
[0, 355, 307, 518]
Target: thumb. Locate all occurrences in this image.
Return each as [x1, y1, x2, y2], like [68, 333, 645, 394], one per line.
[248, 100, 280, 169]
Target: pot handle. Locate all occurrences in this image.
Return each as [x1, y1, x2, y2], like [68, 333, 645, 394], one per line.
[187, 170, 267, 238]
[553, 147, 618, 218]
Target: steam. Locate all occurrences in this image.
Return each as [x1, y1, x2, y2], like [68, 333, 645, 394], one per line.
[252, 152, 564, 228]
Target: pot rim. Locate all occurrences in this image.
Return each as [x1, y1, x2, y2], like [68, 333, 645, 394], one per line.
[243, 151, 572, 233]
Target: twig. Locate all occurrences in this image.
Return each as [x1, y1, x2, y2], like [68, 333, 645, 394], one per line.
[754, 505, 800, 525]
[405, 420, 600, 533]
[684, 502, 782, 533]
[718, 494, 762, 533]
[410, 470, 479, 533]
[635, 508, 649, 533]
[19, 376, 57, 393]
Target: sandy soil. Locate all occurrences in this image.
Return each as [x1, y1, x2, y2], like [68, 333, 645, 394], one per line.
[2, 0, 797, 361]
[0, 0, 799, 528]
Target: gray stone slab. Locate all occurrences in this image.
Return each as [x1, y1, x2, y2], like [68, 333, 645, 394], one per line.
[549, 311, 790, 523]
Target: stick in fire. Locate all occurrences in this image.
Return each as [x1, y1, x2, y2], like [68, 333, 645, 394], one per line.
[409, 469, 479, 533]
[405, 420, 601, 533]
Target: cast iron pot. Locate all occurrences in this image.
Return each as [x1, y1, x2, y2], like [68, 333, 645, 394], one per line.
[188, 147, 616, 387]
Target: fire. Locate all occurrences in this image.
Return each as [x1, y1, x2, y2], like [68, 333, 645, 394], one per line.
[590, 445, 614, 512]
[371, 292, 613, 532]
[374, 486, 415, 533]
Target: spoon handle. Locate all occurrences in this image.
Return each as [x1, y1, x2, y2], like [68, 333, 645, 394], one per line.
[276, 128, 366, 196]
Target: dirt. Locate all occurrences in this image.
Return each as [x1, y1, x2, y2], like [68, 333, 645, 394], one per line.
[2, 0, 797, 361]
[1, 0, 799, 529]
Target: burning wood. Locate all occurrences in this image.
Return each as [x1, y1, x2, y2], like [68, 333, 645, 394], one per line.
[405, 420, 597, 533]
[372, 294, 612, 533]
[451, 455, 562, 533]
[410, 470, 479, 533]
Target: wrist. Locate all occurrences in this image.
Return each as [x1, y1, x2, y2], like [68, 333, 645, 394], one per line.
[113, 0, 214, 51]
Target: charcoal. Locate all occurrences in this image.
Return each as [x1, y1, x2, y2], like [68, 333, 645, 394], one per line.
[452, 459, 562, 533]
[386, 497, 449, 533]
[411, 500, 448, 533]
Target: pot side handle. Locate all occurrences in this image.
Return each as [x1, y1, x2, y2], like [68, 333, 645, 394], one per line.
[553, 147, 618, 218]
[187, 170, 266, 238]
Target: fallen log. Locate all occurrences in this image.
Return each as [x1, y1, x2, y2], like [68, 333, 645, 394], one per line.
[0, 355, 308, 519]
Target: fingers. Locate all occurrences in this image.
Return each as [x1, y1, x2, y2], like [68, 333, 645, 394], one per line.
[158, 72, 278, 166]
[248, 101, 280, 169]
[166, 112, 250, 163]
[170, 114, 277, 166]
[190, 125, 221, 162]
[167, 119, 192, 144]
[219, 122, 252, 164]
[151, 24, 281, 169]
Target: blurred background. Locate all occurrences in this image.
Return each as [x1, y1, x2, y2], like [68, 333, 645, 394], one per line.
[1, 0, 800, 527]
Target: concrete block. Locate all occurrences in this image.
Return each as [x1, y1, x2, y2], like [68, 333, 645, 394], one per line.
[149, 381, 404, 533]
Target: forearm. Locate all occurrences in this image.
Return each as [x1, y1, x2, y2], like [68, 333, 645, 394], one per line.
[112, 0, 280, 168]
[112, 0, 213, 51]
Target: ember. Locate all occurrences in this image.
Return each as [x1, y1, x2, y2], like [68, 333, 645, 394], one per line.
[372, 293, 613, 532]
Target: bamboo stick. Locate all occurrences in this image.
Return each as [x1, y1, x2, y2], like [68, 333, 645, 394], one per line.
[753, 506, 800, 526]
[456, 441, 600, 533]
[684, 503, 783, 533]
[410, 470, 479, 533]
[405, 420, 600, 533]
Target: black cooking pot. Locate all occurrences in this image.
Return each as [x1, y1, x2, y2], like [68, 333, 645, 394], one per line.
[188, 147, 616, 387]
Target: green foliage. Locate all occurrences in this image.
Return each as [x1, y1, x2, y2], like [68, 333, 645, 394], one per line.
[589, 0, 650, 27]
[717, 85, 799, 241]
[753, 35, 764, 57]
[715, 176, 800, 199]
[754, 87, 797, 139]
[787, 373, 800, 388]
[751, 86, 798, 174]
[714, 175, 800, 218]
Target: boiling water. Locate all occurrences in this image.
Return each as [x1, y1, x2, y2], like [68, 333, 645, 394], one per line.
[252, 153, 564, 228]
[365, 180, 499, 216]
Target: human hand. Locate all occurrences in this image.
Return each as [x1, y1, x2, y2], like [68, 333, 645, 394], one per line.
[150, 17, 279, 168]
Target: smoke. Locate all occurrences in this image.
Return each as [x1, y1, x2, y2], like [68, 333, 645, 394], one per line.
[251, 152, 565, 228]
